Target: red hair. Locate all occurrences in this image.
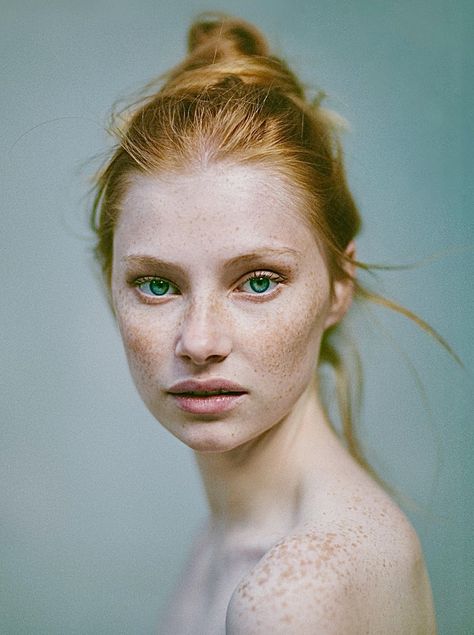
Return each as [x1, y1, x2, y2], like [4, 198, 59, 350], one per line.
[90, 13, 457, 494]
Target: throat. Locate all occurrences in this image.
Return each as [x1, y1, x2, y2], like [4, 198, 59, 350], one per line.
[193, 382, 338, 535]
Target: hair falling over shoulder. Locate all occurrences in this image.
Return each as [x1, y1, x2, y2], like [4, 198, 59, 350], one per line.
[89, 12, 460, 500]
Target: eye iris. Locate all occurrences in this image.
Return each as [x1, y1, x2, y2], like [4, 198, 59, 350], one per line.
[249, 277, 270, 293]
[149, 279, 169, 295]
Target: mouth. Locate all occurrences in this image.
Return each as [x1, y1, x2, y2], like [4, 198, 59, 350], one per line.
[167, 378, 247, 396]
[167, 380, 247, 415]
[176, 390, 245, 397]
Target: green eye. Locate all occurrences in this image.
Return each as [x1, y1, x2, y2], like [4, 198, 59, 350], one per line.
[135, 278, 177, 297]
[240, 272, 282, 295]
[149, 279, 170, 295]
[249, 276, 271, 293]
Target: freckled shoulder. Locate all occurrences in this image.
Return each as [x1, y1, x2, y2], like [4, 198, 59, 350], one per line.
[226, 503, 436, 634]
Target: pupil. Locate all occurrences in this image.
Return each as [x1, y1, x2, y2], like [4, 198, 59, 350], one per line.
[250, 277, 270, 293]
[149, 279, 169, 295]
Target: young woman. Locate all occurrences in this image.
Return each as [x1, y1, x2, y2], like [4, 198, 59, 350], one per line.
[90, 13, 437, 634]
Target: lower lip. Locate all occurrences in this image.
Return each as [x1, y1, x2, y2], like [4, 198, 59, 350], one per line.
[170, 393, 246, 415]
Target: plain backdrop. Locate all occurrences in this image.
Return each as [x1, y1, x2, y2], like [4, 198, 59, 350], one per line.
[1, 1, 473, 633]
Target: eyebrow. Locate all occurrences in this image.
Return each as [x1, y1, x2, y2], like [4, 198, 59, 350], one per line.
[122, 248, 299, 274]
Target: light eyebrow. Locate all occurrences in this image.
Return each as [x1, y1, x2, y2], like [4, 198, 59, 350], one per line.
[122, 248, 300, 273]
[122, 254, 186, 275]
[222, 248, 299, 271]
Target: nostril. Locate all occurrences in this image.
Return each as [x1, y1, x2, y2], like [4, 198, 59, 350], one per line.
[174, 303, 233, 363]
[177, 348, 230, 365]
[175, 331, 232, 364]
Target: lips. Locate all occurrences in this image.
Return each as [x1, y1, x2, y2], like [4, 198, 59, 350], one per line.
[167, 379, 247, 396]
[167, 379, 247, 415]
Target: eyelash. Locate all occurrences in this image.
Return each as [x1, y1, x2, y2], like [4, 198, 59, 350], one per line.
[238, 271, 285, 296]
[131, 271, 286, 301]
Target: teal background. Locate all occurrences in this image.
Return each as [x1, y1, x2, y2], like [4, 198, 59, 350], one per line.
[1, 1, 472, 633]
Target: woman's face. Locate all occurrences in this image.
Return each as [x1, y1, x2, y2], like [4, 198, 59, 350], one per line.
[111, 164, 342, 453]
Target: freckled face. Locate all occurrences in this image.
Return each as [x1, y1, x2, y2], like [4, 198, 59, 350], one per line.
[111, 164, 333, 452]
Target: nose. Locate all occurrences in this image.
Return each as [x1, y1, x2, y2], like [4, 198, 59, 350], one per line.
[174, 296, 233, 365]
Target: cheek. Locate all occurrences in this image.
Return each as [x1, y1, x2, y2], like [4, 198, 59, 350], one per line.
[248, 286, 329, 389]
[115, 308, 169, 395]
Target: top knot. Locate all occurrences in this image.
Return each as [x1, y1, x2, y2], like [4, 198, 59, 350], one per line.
[160, 13, 305, 102]
[187, 12, 270, 61]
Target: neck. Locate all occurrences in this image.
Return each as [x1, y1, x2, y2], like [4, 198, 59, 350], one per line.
[193, 377, 343, 546]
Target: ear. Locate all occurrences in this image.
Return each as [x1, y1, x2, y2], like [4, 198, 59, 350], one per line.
[324, 240, 356, 330]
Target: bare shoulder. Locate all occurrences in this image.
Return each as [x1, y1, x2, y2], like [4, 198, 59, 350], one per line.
[226, 495, 436, 634]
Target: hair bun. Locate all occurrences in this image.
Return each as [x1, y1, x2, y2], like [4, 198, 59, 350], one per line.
[187, 12, 270, 60]
[162, 13, 303, 102]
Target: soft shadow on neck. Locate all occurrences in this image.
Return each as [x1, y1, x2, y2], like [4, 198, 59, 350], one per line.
[193, 376, 345, 543]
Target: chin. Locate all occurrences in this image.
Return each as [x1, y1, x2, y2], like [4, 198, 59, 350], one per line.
[170, 423, 255, 455]
[179, 433, 245, 454]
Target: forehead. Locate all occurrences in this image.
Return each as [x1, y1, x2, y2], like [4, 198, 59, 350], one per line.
[114, 164, 321, 260]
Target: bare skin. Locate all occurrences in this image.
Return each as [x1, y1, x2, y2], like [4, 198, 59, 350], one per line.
[161, 389, 436, 634]
[111, 164, 436, 634]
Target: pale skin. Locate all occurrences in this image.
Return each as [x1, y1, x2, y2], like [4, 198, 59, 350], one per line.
[111, 163, 437, 634]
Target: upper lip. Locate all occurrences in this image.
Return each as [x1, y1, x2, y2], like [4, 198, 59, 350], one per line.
[167, 379, 247, 394]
